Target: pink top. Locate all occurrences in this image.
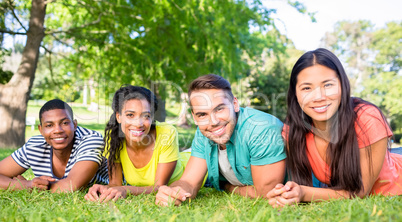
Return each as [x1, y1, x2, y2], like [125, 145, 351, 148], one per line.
[284, 104, 402, 195]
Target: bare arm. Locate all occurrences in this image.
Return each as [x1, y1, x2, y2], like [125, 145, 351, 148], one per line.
[155, 156, 208, 206]
[268, 138, 388, 206]
[0, 156, 30, 190]
[224, 159, 286, 198]
[50, 160, 99, 193]
[0, 156, 55, 190]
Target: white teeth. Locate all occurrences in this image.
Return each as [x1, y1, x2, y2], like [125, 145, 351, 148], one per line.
[313, 105, 329, 111]
[129, 130, 144, 136]
[53, 138, 64, 141]
[130, 130, 143, 133]
[212, 126, 225, 135]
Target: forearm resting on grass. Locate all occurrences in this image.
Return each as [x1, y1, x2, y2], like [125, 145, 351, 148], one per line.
[0, 174, 55, 191]
[224, 183, 260, 198]
[98, 185, 162, 202]
[49, 161, 100, 193]
[0, 156, 55, 191]
[268, 181, 364, 208]
[227, 160, 286, 199]
[268, 138, 389, 207]
[155, 156, 208, 206]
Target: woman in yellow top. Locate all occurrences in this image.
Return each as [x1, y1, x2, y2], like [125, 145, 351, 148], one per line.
[85, 85, 189, 202]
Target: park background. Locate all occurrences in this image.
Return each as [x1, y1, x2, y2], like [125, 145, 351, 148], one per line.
[0, 0, 401, 221]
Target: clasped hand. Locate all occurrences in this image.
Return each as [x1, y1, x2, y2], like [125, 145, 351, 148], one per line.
[84, 184, 127, 202]
[14, 175, 56, 190]
[266, 181, 304, 208]
[155, 185, 191, 207]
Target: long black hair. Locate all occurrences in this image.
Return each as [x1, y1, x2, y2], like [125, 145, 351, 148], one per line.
[285, 48, 389, 195]
[105, 85, 158, 177]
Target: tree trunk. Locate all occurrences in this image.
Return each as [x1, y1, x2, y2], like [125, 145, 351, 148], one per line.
[0, 0, 46, 148]
[154, 95, 166, 122]
[150, 81, 167, 122]
[177, 92, 191, 128]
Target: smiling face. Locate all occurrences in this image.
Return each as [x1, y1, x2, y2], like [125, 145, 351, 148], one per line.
[190, 89, 240, 145]
[38, 109, 77, 151]
[116, 99, 153, 144]
[296, 64, 342, 129]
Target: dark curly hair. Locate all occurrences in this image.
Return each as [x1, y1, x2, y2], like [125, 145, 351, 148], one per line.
[39, 99, 74, 124]
[105, 85, 158, 177]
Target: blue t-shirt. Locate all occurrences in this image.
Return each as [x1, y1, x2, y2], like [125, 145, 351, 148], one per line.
[191, 107, 286, 190]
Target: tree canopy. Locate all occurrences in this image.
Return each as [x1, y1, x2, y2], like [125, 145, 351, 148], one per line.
[323, 20, 402, 135]
[0, 0, 307, 147]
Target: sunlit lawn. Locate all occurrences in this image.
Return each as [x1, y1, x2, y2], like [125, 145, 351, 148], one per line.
[2, 146, 402, 221]
[0, 162, 401, 222]
[0, 149, 401, 222]
[0, 102, 401, 221]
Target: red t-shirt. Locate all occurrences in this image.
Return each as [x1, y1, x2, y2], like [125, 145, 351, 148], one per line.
[283, 104, 402, 195]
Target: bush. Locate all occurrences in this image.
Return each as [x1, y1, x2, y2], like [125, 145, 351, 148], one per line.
[393, 133, 402, 144]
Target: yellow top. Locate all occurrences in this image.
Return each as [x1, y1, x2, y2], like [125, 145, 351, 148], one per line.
[104, 122, 189, 186]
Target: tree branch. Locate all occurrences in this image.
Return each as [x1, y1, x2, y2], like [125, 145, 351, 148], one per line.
[45, 12, 104, 35]
[8, 0, 28, 32]
[0, 28, 26, 35]
[49, 33, 73, 47]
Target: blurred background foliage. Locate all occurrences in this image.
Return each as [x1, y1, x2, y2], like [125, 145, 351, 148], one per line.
[0, 0, 401, 146]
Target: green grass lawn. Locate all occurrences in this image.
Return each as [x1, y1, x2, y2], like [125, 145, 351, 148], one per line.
[0, 151, 401, 222]
[0, 177, 401, 221]
[1, 103, 402, 221]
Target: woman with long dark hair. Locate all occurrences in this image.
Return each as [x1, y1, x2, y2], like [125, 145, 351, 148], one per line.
[267, 48, 402, 207]
[85, 85, 189, 202]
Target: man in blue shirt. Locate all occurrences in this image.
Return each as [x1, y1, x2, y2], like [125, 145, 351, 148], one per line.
[156, 74, 286, 206]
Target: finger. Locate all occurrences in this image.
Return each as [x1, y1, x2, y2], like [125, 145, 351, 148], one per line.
[155, 192, 170, 206]
[266, 189, 278, 199]
[284, 181, 297, 190]
[155, 199, 169, 207]
[158, 186, 181, 199]
[268, 198, 276, 207]
[32, 180, 50, 188]
[84, 193, 97, 202]
[276, 196, 299, 206]
[98, 191, 110, 203]
[31, 179, 50, 188]
[112, 193, 123, 202]
[37, 179, 52, 186]
[16, 175, 27, 180]
[86, 190, 100, 201]
[38, 176, 56, 182]
[281, 187, 301, 200]
[99, 185, 109, 193]
[275, 183, 285, 189]
[88, 185, 104, 195]
[156, 192, 183, 206]
[170, 187, 191, 201]
[99, 189, 116, 203]
[167, 194, 184, 206]
[268, 198, 282, 209]
[102, 192, 119, 203]
[275, 197, 286, 207]
[33, 184, 49, 190]
[272, 186, 288, 196]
